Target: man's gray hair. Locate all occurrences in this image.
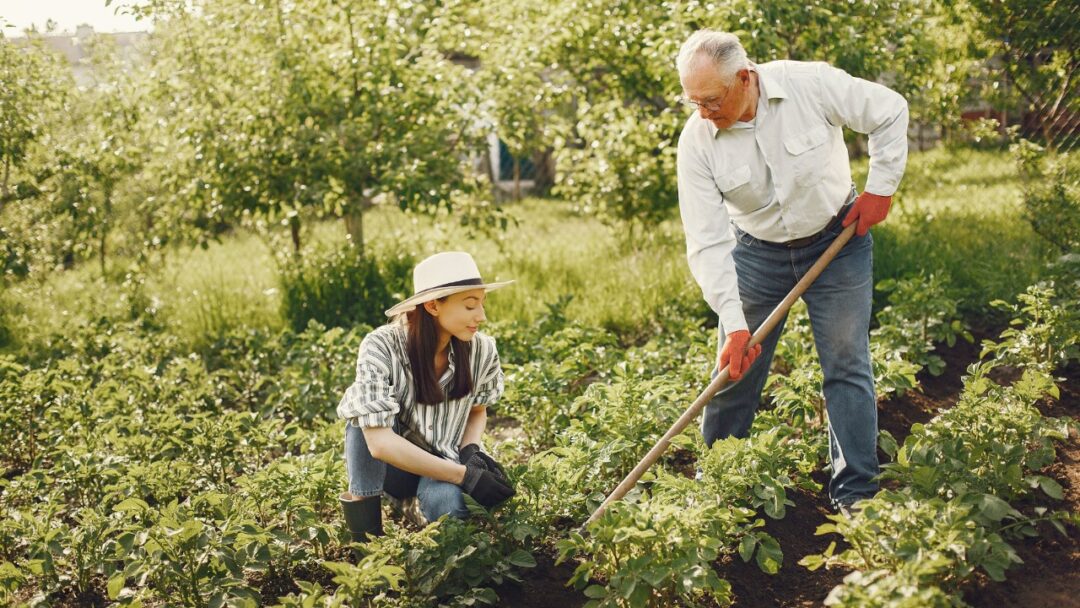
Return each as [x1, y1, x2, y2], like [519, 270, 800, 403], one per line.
[676, 30, 750, 82]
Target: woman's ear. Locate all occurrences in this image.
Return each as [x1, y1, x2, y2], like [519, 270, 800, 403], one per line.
[423, 300, 439, 317]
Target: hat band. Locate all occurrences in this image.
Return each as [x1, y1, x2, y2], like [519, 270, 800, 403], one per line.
[412, 277, 484, 298]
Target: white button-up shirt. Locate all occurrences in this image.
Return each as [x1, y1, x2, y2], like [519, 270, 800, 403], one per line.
[677, 59, 909, 334]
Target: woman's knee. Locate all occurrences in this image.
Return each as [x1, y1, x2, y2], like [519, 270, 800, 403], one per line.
[418, 480, 469, 521]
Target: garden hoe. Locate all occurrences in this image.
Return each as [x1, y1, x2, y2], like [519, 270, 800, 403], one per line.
[583, 222, 858, 529]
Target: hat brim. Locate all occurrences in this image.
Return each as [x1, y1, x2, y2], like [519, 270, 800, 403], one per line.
[384, 280, 515, 317]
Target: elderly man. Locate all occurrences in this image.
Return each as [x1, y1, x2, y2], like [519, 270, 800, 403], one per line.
[675, 29, 908, 513]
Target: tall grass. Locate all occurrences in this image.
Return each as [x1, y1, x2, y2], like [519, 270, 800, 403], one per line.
[860, 147, 1056, 319]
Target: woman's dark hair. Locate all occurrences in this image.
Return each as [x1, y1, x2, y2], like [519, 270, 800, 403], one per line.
[406, 298, 473, 405]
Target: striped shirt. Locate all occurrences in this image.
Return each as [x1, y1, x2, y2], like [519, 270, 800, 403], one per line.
[335, 320, 505, 462]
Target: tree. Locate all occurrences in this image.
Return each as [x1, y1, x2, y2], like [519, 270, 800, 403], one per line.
[45, 34, 146, 277]
[0, 33, 71, 214]
[129, 0, 490, 254]
[485, 0, 947, 235]
[963, 0, 1079, 150]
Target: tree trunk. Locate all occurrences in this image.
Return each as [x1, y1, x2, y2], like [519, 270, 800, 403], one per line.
[100, 188, 112, 278]
[99, 229, 107, 278]
[513, 157, 521, 201]
[1, 156, 10, 210]
[532, 148, 555, 196]
[289, 216, 302, 254]
[344, 210, 364, 253]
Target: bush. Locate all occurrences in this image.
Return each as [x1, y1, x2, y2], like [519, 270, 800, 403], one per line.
[278, 245, 413, 332]
[1014, 140, 1080, 254]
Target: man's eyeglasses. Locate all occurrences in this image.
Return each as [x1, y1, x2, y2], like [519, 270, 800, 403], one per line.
[679, 84, 734, 113]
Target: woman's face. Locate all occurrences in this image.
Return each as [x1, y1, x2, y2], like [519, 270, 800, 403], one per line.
[425, 288, 488, 343]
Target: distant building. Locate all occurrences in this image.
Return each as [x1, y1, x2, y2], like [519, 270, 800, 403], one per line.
[18, 24, 149, 87]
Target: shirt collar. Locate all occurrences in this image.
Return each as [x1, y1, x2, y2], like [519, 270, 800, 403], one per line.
[440, 341, 456, 387]
[705, 63, 788, 138]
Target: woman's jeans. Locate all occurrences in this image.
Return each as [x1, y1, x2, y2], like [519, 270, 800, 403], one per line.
[344, 423, 469, 522]
[702, 212, 879, 507]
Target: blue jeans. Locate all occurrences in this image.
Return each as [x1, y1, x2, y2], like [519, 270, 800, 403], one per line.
[344, 423, 469, 522]
[701, 205, 879, 506]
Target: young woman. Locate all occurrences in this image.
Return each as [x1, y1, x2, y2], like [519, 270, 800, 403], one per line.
[337, 251, 515, 543]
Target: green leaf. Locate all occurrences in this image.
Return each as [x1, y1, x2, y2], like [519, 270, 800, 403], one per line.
[1037, 476, 1064, 500]
[754, 535, 783, 574]
[738, 535, 756, 562]
[584, 584, 607, 599]
[113, 498, 150, 514]
[798, 554, 825, 571]
[107, 573, 125, 600]
[508, 549, 536, 568]
[978, 494, 1013, 522]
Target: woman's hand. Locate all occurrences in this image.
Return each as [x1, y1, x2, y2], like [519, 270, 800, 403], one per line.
[458, 458, 515, 507]
[459, 443, 510, 484]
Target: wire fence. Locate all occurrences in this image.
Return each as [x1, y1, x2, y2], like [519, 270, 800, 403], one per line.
[980, 0, 1080, 151]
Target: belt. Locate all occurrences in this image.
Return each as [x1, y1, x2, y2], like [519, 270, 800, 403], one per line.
[760, 195, 857, 249]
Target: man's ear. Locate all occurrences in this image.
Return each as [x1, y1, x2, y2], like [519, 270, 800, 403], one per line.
[423, 300, 439, 317]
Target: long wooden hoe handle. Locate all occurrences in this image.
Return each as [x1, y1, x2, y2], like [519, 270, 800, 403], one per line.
[582, 222, 858, 528]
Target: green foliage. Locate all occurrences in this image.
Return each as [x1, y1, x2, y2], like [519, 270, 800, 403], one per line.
[821, 568, 968, 607]
[873, 272, 972, 376]
[962, 0, 1079, 150]
[1012, 140, 1080, 253]
[556, 102, 681, 236]
[278, 244, 410, 332]
[805, 313, 1076, 605]
[496, 306, 622, 450]
[804, 492, 1023, 582]
[130, 0, 492, 254]
[558, 499, 735, 608]
[981, 282, 1080, 373]
[693, 427, 821, 521]
[108, 495, 261, 607]
[0, 33, 72, 214]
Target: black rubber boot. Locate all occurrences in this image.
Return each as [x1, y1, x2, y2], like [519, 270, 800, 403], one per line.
[339, 492, 384, 548]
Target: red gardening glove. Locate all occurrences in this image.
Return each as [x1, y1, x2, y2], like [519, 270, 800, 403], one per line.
[842, 192, 892, 236]
[719, 329, 761, 381]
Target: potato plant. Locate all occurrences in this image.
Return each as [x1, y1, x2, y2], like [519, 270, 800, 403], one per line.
[803, 276, 1079, 605]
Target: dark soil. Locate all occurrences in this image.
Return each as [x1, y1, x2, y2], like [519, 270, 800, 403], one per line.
[49, 577, 108, 608]
[493, 548, 587, 608]
[719, 471, 851, 607]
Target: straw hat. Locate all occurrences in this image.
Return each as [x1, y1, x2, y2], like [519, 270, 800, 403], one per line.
[384, 252, 514, 317]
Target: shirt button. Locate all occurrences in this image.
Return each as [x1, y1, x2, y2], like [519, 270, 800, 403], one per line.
[428, 424, 433, 430]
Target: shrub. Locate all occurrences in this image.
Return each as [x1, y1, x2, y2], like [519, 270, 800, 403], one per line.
[278, 244, 413, 332]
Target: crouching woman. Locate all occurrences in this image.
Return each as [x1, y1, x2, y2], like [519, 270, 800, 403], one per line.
[336, 251, 516, 543]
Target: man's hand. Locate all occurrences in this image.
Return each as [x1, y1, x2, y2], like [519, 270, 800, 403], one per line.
[719, 329, 761, 381]
[842, 191, 892, 236]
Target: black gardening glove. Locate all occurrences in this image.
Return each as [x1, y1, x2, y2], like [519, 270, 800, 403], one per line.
[459, 458, 515, 508]
[459, 443, 511, 485]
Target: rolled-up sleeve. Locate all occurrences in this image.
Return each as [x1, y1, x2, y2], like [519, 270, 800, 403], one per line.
[336, 331, 399, 428]
[471, 337, 504, 407]
[816, 63, 909, 197]
[677, 124, 747, 334]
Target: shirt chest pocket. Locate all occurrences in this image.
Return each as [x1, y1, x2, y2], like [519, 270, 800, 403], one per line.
[784, 125, 830, 187]
[714, 164, 759, 213]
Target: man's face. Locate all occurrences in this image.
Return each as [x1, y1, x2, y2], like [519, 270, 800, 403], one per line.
[681, 62, 751, 130]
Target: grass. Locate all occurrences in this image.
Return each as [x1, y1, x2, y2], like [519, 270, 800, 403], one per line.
[857, 147, 1057, 320]
[1, 146, 1058, 356]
